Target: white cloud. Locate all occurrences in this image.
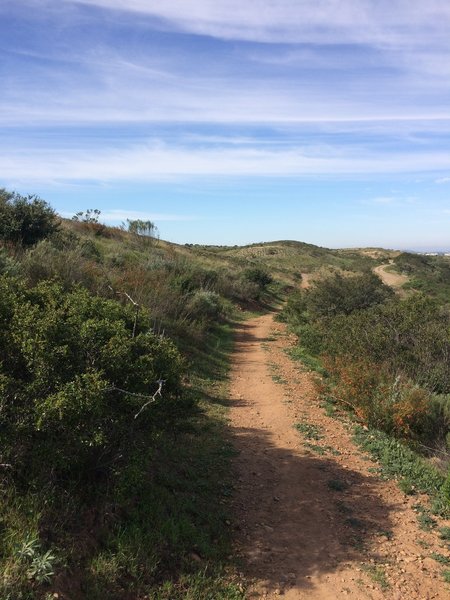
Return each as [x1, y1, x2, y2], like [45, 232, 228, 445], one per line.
[2, 141, 450, 185]
[68, 1, 450, 48]
[2, 66, 450, 126]
[2, 3, 450, 128]
[436, 177, 450, 184]
[2, 0, 449, 192]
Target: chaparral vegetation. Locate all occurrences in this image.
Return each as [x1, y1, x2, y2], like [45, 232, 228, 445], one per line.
[1, 188, 449, 598]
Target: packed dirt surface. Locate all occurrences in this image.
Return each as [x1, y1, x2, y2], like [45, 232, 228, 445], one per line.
[374, 264, 409, 290]
[229, 313, 450, 599]
[299, 273, 314, 289]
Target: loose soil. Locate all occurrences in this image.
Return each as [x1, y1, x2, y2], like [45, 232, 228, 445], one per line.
[374, 264, 409, 290]
[229, 313, 450, 599]
[300, 273, 314, 289]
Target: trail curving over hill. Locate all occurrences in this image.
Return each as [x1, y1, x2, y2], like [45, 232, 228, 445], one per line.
[374, 263, 409, 290]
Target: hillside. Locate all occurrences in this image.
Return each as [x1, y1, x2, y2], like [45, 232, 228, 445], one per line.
[1, 191, 449, 599]
[182, 240, 393, 284]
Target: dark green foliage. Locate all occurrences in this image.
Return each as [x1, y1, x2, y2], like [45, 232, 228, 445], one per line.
[0, 277, 184, 484]
[243, 266, 273, 289]
[0, 189, 59, 247]
[395, 252, 450, 303]
[283, 273, 450, 442]
[306, 271, 393, 318]
[394, 252, 432, 274]
[278, 290, 308, 326]
[0, 195, 287, 598]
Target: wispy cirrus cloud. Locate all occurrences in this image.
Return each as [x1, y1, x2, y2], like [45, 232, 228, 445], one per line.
[68, 1, 450, 47]
[1, 1, 450, 130]
[1, 140, 449, 186]
[1, 0, 449, 253]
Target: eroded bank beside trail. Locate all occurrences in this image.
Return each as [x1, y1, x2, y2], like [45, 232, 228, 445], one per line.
[229, 312, 449, 600]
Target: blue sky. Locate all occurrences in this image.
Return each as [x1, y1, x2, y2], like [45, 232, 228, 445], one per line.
[1, 1, 450, 249]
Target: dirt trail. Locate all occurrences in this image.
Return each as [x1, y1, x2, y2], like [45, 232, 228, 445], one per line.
[229, 313, 449, 599]
[374, 263, 409, 290]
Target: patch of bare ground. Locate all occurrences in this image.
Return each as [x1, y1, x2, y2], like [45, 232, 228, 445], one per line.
[300, 273, 314, 289]
[229, 313, 450, 599]
[374, 263, 409, 290]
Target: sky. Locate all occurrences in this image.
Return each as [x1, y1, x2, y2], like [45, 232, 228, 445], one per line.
[1, 1, 450, 249]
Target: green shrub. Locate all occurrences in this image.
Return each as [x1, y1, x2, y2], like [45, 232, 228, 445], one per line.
[186, 289, 226, 322]
[242, 266, 273, 289]
[226, 276, 261, 303]
[306, 271, 393, 318]
[323, 295, 450, 394]
[0, 189, 59, 247]
[0, 248, 20, 276]
[21, 238, 105, 291]
[279, 290, 308, 326]
[0, 277, 184, 484]
[284, 272, 450, 448]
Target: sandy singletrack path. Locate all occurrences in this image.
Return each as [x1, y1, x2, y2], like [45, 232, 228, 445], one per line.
[229, 313, 449, 600]
[374, 263, 409, 290]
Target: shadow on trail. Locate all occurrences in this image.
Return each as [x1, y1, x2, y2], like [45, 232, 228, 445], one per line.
[232, 319, 276, 345]
[231, 425, 397, 595]
[229, 316, 397, 595]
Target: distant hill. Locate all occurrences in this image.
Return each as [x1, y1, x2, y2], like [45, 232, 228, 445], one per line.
[177, 239, 395, 284]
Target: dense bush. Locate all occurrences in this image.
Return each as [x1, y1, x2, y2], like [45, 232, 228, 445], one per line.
[279, 290, 308, 326]
[323, 356, 435, 440]
[0, 248, 20, 276]
[305, 271, 393, 318]
[186, 289, 227, 322]
[394, 252, 450, 304]
[0, 189, 59, 247]
[22, 237, 106, 292]
[322, 295, 450, 394]
[0, 277, 184, 484]
[283, 273, 450, 451]
[243, 266, 273, 289]
[394, 252, 432, 274]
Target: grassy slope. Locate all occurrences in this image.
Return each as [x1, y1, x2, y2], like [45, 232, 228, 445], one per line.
[180, 239, 387, 286]
[1, 221, 399, 599]
[392, 252, 450, 305]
